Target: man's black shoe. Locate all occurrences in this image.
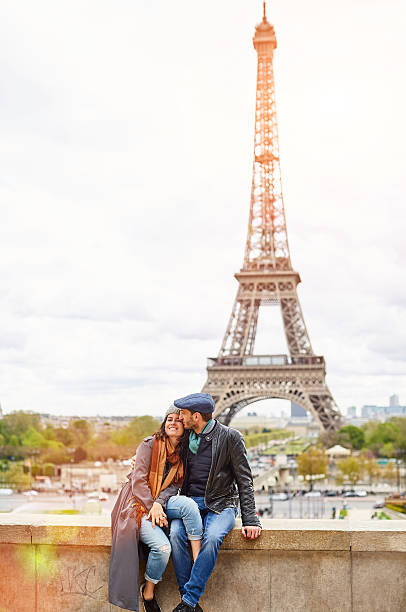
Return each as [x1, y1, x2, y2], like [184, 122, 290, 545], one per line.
[140, 583, 161, 612]
[172, 601, 196, 612]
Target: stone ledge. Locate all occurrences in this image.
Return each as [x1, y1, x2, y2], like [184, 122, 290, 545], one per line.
[0, 514, 405, 551]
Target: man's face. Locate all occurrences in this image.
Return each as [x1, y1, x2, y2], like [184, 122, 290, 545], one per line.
[179, 409, 195, 429]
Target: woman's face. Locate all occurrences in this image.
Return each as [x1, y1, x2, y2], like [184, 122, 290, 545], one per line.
[165, 413, 184, 438]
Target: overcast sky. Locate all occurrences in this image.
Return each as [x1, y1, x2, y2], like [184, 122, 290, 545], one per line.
[0, 0, 405, 418]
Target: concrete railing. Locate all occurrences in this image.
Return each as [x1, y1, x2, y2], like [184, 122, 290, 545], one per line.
[1, 514, 405, 611]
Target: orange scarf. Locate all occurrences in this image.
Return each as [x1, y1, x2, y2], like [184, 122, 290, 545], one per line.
[131, 436, 183, 527]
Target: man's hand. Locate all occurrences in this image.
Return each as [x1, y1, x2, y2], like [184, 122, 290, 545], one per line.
[241, 526, 261, 540]
[147, 502, 168, 529]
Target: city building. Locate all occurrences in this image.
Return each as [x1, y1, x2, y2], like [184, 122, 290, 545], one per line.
[347, 406, 357, 418]
[390, 394, 399, 407]
[361, 395, 406, 421]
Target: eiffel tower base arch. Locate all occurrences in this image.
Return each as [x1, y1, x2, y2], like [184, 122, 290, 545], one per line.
[202, 358, 344, 432]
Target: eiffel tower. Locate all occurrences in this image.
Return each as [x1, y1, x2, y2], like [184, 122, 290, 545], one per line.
[202, 4, 343, 432]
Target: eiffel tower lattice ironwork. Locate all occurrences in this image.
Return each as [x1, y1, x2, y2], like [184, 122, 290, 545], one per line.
[202, 4, 343, 432]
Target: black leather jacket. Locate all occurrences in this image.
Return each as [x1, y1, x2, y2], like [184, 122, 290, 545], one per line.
[181, 421, 261, 527]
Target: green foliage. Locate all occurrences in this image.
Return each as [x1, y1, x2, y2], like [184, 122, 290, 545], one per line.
[9, 434, 19, 447]
[318, 429, 352, 450]
[43, 463, 55, 477]
[318, 418, 406, 460]
[43, 425, 56, 441]
[0, 411, 42, 440]
[244, 430, 290, 449]
[71, 420, 93, 446]
[385, 503, 406, 515]
[0, 463, 31, 490]
[263, 439, 308, 456]
[40, 447, 72, 465]
[382, 461, 397, 484]
[296, 447, 327, 487]
[362, 421, 399, 457]
[111, 416, 160, 450]
[54, 427, 74, 447]
[31, 464, 43, 477]
[338, 425, 365, 450]
[21, 427, 47, 449]
[360, 453, 380, 485]
[337, 456, 363, 485]
[393, 418, 406, 457]
[73, 446, 87, 463]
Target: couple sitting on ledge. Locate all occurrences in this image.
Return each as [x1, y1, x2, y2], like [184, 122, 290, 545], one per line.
[109, 392, 261, 612]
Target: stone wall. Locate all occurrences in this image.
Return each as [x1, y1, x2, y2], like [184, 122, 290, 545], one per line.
[0, 514, 405, 612]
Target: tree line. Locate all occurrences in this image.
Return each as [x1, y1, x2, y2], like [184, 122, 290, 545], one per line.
[296, 418, 406, 488]
[319, 420, 406, 458]
[0, 411, 160, 466]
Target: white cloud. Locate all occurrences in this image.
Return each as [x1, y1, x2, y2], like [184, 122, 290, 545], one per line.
[0, 0, 405, 417]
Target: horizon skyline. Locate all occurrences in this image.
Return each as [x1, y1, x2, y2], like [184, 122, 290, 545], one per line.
[3, 392, 403, 419]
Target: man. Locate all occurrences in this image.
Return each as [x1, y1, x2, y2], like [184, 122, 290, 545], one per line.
[170, 392, 261, 612]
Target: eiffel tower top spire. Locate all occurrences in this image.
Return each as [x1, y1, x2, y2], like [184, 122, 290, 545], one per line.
[245, 3, 289, 272]
[253, 3, 277, 53]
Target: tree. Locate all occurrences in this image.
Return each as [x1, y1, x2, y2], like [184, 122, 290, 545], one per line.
[73, 446, 87, 463]
[111, 416, 160, 456]
[43, 463, 55, 477]
[31, 464, 43, 477]
[339, 425, 365, 450]
[86, 429, 120, 461]
[43, 425, 57, 441]
[380, 442, 395, 458]
[0, 464, 31, 491]
[393, 417, 406, 462]
[0, 411, 42, 442]
[318, 429, 352, 450]
[360, 453, 380, 485]
[337, 456, 363, 486]
[8, 435, 19, 447]
[40, 447, 71, 465]
[363, 421, 398, 457]
[54, 427, 74, 447]
[21, 427, 47, 449]
[71, 420, 93, 446]
[383, 461, 396, 486]
[297, 447, 327, 490]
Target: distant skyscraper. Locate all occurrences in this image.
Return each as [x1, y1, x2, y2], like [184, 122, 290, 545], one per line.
[390, 394, 399, 407]
[347, 406, 357, 418]
[291, 402, 307, 418]
[362, 405, 379, 419]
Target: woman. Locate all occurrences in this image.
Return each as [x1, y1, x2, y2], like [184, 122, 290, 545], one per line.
[109, 406, 202, 612]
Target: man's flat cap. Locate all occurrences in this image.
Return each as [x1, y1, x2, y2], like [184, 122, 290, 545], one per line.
[173, 393, 215, 414]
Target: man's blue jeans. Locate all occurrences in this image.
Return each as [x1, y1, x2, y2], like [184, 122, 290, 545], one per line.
[170, 496, 237, 607]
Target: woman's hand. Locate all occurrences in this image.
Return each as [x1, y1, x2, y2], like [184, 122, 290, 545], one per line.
[147, 502, 168, 529]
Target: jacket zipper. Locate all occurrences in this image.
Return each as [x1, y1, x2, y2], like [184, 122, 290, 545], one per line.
[204, 426, 222, 513]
